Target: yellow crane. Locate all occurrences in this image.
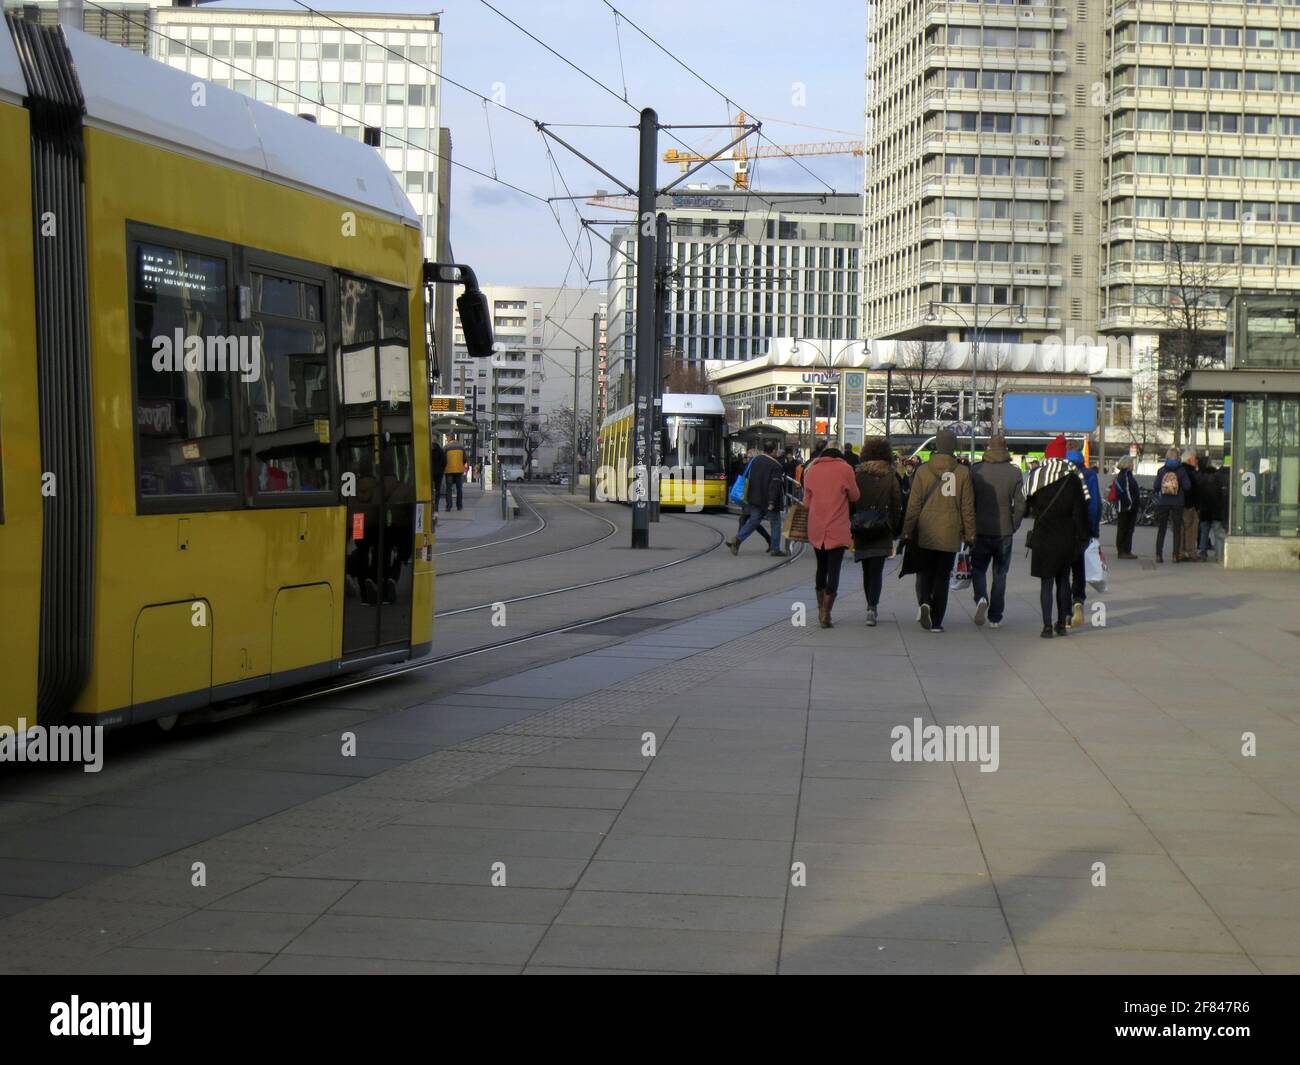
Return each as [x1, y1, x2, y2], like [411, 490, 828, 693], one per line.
[662, 111, 863, 189]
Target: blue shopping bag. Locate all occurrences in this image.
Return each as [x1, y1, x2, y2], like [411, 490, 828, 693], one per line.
[728, 458, 754, 507]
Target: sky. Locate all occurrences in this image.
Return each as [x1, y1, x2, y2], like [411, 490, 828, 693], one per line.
[205, 1, 868, 290]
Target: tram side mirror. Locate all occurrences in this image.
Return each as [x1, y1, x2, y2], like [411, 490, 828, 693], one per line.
[424, 261, 496, 359]
[456, 288, 495, 359]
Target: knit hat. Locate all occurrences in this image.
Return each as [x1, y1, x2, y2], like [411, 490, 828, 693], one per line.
[934, 429, 958, 455]
[1044, 434, 1068, 459]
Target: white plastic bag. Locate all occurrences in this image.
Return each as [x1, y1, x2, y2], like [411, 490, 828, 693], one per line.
[1085, 537, 1107, 592]
[950, 544, 972, 590]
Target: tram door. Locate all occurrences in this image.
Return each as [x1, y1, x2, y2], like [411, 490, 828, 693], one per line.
[339, 277, 416, 656]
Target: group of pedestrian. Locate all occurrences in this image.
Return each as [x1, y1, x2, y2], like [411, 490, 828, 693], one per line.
[1151, 447, 1228, 562]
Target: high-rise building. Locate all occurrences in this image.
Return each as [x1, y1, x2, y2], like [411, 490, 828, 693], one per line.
[606, 187, 864, 406]
[451, 286, 606, 475]
[864, 0, 1300, 448]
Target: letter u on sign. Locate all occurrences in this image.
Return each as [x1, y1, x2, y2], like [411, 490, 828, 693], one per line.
[1042, 397, 1058, 416]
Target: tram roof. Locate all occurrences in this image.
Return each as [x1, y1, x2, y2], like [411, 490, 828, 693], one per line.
[9, 24, 419, 229]
[602, 393, 726, 427]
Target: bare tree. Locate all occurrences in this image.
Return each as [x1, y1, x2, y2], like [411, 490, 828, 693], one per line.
[518, 416, 551, 476]
[661, 356, 715, 395]
[980, 339, 1015, 433]
[545, 405, 594, 471]
[1136, 226, 1232, 447]
[894, 339, 951, 439]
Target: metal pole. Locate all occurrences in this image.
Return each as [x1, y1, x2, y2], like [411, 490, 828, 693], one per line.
[590, 311, 599, 502]
[631, 107, 658, 548]
[650, 211, 669, 523]
[971, 303, 980, 461]
[885, 367, 893, 439]
[570, 346, 579, 495]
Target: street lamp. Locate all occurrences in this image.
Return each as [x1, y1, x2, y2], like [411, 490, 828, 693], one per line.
[925, 300, 1025, 459]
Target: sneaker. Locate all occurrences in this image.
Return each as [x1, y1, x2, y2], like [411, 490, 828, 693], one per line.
[988, 620, 1001, 629]
[865, 608, 877, 627]
[726, 538, 740, 556]
[1118, 552, 1139, 560]
[930, 624, 944, 633]
[974, 597, 989, 626]
[1054, 622, 1068, 637]
[1041, 625, 1054, 639]
[1070, 601, 1085, 628]
[919, 603, 932, 630]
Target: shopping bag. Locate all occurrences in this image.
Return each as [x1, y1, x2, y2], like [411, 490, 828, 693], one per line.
[950, 544, 972, 589]
[1084, 537, 1108, 591]
[783, 502, 809, 543]
[728, 458, 754, 508]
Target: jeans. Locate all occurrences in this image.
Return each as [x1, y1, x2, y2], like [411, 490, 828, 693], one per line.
[1155, 504, 1183, 559]
[914, 548, 956, 627]
[814, 546, 845, 595]
[1040, 565, 1072, 627]
[860, 555, 886, 610]
[738, 508, 770, 546]
[444, 473, 463, 510]
[1198, 518, 1225, 557]
[1115, 508, 1137, 555]
[737, 503, 782, 552]
[970, 534, 1013, 623]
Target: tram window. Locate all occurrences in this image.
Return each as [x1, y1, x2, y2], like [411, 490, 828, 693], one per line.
[247, 273, 330, 495]
[131, 242, 237, 500]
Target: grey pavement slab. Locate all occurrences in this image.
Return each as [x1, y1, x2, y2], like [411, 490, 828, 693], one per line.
[3, 527, 1297, 975]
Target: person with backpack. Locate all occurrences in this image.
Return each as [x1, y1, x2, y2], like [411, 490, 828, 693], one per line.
[899, 429, 976, 633]
[1066, 448, 1100, 626]
[969, 435, 1026, 628]
[803, 445, 861, 627]
[1110, 456, 1141, 559]
[1153, 447, 1191, 562]
[443, 440, 467, 511]
[852, 436, 903, 627]
[727, 439, 786, 557]
[1025, 435, 1091, 638]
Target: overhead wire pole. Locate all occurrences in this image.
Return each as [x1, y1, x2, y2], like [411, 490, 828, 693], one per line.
[590, 311, 600, 503]
[650, 210, 670, 523]
[571, 347, 580, 495]
[631, 107, 658, 549]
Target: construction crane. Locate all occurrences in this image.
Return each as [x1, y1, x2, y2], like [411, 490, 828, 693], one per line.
[662, 111, 863, 189]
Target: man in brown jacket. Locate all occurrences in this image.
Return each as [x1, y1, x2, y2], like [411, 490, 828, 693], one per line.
[900, 429, 977, 633]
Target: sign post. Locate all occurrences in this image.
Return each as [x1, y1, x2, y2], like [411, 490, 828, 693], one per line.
[999, 387, 1104, 467]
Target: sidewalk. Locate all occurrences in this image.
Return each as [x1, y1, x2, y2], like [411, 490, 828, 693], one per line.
[434, 480, 516, 545]
[3, 519, 1295, 974]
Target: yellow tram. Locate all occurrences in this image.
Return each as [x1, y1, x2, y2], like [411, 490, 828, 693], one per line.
[0, 21, 448, 731]
[596, 393, 728, 509]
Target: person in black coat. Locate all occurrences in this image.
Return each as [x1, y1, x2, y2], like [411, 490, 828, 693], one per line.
[430, 438, 447, 504]
[1196, 460, 1223, 559]
[1112, 456, 1141, 559]
[728, 439, 787, 556]
[1025, 447, 1090, 638]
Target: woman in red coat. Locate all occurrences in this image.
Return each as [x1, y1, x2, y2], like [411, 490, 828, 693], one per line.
[802, 447, 861, 627]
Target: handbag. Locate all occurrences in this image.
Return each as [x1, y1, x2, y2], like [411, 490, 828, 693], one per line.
[728, 458, 754, 508]
[851, 506, 890, 539]
[896, 474, 943, 578]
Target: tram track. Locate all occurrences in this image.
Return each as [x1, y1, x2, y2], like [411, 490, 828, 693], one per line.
[270, 524, 806, 710]
[435, 490, 619, 578]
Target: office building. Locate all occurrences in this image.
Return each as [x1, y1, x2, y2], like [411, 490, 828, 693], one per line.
[451, 286, 606, 475]
[605, 187, 864, 406]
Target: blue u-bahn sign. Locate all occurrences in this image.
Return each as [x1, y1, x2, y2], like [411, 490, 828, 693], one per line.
[1002, 391, 1098, 433]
